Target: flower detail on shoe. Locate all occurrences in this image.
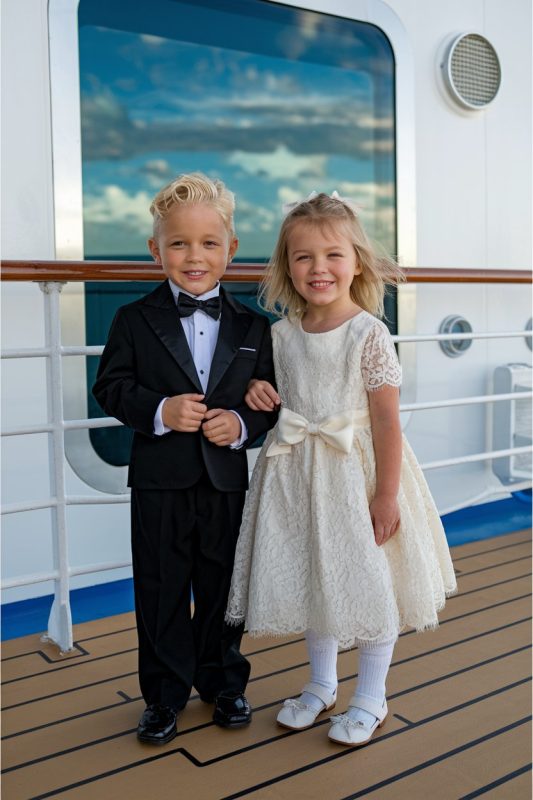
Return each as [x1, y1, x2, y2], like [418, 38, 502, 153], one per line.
[276, 682, 337, 731]
[283, 698, 320, 714]
[328, 696, 387, 747]
[329, 713, 369, 729]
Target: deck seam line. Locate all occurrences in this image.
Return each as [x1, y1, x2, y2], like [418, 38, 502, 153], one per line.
[3, 609, 531, 721]
[1, 646, 138, 686]
[393, 713, 414, 725]
[334, 718, 532, 800]
[3, 582, 530, 686]
[1, 644, 89, 665]
[222, 714, 532, 800]
[2, 670, 137, 711]
[21, 696, 532, 799]
[455, 555, 531, 577]
[3, 605, 531, 717]
[3, 645, 531, 768]
[452, 536, 530, 562]
[458, 763, 532, 799]
[3, 535, 529, 662]
[449, 573, 531, 600]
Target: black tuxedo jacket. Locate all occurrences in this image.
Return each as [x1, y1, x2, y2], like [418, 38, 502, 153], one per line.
[93, 281, 277, 491]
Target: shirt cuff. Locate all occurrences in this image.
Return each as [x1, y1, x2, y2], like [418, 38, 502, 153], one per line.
[228, 410, 248, 449]
[154, 398, 171, 435]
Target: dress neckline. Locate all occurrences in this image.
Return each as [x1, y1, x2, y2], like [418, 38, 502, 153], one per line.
[298, 310, 367, 335]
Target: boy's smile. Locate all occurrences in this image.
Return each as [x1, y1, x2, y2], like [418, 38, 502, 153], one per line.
[148, 203, 238, 296]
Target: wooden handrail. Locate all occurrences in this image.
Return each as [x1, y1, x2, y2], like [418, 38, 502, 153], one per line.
[0, 260, 531, 283]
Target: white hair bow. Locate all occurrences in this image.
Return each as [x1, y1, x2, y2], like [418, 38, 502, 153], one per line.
[281, 190, 361, 217]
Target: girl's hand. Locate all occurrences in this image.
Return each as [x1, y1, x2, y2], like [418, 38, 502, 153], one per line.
[245, 379, 281, 412]
[369, 494, 400, 546]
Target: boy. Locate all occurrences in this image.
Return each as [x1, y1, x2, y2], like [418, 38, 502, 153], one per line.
[93, 173, 277, 744]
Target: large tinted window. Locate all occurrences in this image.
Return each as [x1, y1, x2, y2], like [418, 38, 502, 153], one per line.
[79, 0, 396, 463]
[79, 0, 395, 259]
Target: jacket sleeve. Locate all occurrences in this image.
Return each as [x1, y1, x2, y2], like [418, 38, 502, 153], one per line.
[232, 315, 278, 446]
[92, 308, 166, 437]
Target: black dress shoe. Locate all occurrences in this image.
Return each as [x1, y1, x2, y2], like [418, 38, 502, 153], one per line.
[137, 704, 178, 745]
[213, 692, 251, 728]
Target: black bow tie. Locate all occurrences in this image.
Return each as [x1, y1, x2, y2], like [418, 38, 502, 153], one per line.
[177, 293, 221, 321]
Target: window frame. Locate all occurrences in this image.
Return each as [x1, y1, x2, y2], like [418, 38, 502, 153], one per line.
[49, 0, 415, 491]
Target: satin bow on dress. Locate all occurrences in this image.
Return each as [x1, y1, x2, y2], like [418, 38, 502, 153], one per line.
[266, 407, 370, 457]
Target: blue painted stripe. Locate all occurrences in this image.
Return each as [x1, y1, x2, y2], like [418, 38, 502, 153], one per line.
[442, 495, 531, 547]
[2, 496, 530, 641]
[1, 578, 134, 641]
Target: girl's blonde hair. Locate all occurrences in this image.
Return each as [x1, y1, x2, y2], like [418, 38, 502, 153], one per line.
[260, 193, 404, 319]
[150, 172, 235, 237]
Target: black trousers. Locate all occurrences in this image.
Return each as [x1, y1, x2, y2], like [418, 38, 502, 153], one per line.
[131, 476, 249, 710]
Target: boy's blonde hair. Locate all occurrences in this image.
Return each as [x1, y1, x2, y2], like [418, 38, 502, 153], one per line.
[150, 172, 235, 237]
[260, 193, 404, 319]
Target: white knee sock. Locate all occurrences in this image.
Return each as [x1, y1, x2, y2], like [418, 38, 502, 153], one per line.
[300, 629, 338, 711]
[346, 638, 396, 725]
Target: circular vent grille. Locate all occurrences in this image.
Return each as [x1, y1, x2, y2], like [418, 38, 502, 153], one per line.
[442, 33, 501, 109]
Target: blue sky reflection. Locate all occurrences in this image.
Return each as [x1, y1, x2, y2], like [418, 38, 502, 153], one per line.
[79, 0, 396, 259]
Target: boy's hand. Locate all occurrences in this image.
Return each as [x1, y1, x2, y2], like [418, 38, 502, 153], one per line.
[369, 494, 401, 546]
[202, 409, 242, 446]
[245, 379, 281, 412]
[162, 394, 207, 432]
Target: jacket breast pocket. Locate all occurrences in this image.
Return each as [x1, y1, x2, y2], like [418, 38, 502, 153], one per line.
[234, 347, 258, 361]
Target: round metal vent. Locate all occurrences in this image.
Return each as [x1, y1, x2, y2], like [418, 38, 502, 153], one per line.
[442, 33, 501, 110]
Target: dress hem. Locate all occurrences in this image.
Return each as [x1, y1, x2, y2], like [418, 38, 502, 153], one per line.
[225, 588, 457, 650]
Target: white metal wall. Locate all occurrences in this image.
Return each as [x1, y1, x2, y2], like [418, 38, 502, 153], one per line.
[385, 0, 532, 270]
[1, 0, 531, 605]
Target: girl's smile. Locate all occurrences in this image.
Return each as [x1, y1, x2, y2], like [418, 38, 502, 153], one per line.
[308, 280, 334, 290]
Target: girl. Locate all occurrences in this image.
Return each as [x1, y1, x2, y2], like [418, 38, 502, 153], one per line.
[225, 192, 457, 746]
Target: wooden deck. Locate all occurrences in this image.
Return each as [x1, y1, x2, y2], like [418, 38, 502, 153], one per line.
[2, 530, 532, 800]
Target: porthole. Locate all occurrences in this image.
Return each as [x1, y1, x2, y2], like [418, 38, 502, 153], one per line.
[526, 318, 532, 352]
[439, 315, 473, 358]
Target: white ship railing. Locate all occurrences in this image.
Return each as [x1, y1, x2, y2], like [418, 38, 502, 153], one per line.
[1, 266, 532, 652]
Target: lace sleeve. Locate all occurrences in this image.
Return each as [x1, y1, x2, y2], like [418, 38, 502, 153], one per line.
[361, 322, 402, 391]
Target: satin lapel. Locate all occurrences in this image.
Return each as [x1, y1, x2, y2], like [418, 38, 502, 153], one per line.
[205, 297, 250, 398]
[140, 302, 203, 393]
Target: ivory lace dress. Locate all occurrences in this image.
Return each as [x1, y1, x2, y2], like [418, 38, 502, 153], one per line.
[226, 312, 457, 649]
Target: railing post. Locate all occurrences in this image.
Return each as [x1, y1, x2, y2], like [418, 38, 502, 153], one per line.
[39, 281, 73, 652]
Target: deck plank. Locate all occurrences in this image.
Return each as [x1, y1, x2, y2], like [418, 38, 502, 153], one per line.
[2, 596, 529, 742]
[239, 704, 530, 800]
[8, 684, 526, 800]
[0, 614, 136, 661]
[1, 533, 531, 800]
[447, 530, 530, 559]
[3, 617, 530, 774]
[3, 569, 529, 712]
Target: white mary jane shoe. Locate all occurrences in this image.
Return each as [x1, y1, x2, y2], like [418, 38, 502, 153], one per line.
[328, 694, 387, 747]
[276, 682, 337, 731]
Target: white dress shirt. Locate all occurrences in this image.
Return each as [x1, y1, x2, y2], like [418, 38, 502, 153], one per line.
[154, 282, 247, 447]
